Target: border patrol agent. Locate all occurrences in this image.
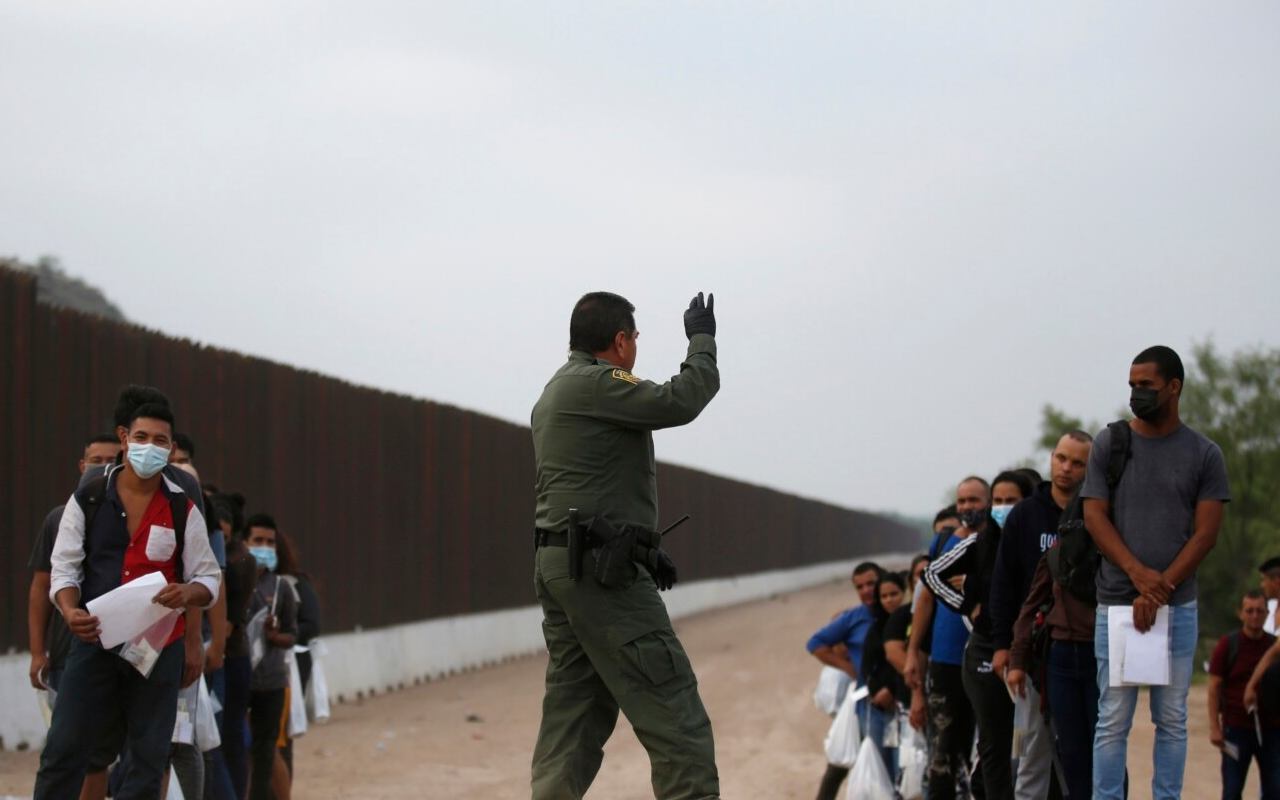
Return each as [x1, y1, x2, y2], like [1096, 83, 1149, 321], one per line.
[531, 291, 720, 800]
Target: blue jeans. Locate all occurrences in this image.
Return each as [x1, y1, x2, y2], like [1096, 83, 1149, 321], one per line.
[862, 702, 899, 782]
[1047, 640, 1097, 800]
[34, 639, 183, 800]
[1094, 602, 1197, 800]
[1221, 724, 1280, 800]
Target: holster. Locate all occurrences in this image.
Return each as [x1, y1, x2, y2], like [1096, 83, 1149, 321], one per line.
[587, 516, 639, 588]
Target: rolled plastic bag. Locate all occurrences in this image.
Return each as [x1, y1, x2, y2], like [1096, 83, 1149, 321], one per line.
[288, 651, 308, 738]
[823, 681, 861, 768]
[897, 713, 927, 800]
[172, 682, 198, 745]
[846, 737, 894, 800]
[194, 676, 221, 752]
[813, 666, 852, 716]
[305, 639, 331, 723]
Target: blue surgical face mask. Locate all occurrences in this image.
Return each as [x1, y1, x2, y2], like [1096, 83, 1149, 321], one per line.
[249, 546, 278, 572]
[990, 504, 1015, 529]
[127, 442, 170, 479]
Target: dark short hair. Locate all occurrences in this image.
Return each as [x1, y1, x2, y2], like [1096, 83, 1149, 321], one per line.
[992, 470, 1035, 500]
[208, 498, 235, 528]
[933, 505, 958, 525]
[245, 513, 278, 532]
[1260, 557, 1280, 576]
[958, 475, 990, 491]
[212, 492, 246, 533]
[852, 561, 883, 579]
[1015, 467, 1043, 486]
[113, 385, 171, 429]
[174, 433, 196, 458]
[569, 292, 635, 353]
[1133, 345, 1185, 384]
[128, 402, 175, 431]
[1063, 430, 1094, 444]
[910, 554, 931, 573]
[1241, 588, 1267, 607]
[85, 433, 119, 448]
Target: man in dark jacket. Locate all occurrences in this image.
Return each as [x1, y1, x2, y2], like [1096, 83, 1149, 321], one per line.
[925, 470, 1035, 800]
[988, 431, 1092, 799]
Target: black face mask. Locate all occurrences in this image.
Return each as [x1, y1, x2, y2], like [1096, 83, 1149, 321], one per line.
[959, 508, 987, 530]
[1130, 386, 1163, 421]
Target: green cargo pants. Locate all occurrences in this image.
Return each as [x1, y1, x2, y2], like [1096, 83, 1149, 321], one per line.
[530, 545, 720, 800]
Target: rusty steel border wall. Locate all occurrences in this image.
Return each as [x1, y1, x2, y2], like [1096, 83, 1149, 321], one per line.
[0, 265, 916, 652]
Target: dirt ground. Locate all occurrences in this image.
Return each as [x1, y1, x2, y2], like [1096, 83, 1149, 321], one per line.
[0, 578, 1250, 798]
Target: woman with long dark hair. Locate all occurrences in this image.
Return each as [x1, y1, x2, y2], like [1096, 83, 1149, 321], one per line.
[860, 571, 910, 780]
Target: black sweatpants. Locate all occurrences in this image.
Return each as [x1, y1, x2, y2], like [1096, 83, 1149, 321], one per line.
[247, 689, 285, 800]
[962, 641, 1013, 800]
[927, 661, 975, 800]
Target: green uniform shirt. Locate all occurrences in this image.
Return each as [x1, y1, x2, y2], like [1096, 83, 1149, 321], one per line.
[532, 333, 719, 533]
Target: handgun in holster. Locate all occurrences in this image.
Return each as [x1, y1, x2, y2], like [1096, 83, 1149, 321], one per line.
[567, 508, 583, 581]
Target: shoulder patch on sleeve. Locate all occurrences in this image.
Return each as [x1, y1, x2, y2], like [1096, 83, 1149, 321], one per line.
[611, 368, 639, 385]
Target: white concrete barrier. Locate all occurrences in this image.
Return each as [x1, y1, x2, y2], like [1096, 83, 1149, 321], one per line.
[1, 552, 905, 750]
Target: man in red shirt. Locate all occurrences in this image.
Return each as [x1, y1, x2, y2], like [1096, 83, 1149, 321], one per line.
[1208, 589, 1280, 799]
[34, 401, 221, 800]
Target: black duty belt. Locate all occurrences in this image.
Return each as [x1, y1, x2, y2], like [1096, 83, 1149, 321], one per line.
[534, 526, 657, 549]
[534, 528, 571, 548]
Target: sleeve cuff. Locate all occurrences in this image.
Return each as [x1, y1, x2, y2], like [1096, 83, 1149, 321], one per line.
[49, 580, 78, 606]
[193, 576, 221, 610]
[686, 333, 717, 359]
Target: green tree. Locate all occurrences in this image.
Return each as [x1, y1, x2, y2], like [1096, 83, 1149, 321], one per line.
[1178, 342, 1280, 639]
[1035, 405, 1091, 453]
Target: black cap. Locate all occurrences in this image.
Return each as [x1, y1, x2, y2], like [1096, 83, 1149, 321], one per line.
[1259, 556, 1280, 574]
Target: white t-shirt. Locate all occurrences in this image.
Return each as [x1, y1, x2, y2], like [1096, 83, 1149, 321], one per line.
[1267, 598, 1279, 636]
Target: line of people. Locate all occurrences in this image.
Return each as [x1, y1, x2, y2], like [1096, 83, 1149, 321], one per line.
[26, 385, 325, 800]
[806, 345, 1278, 800]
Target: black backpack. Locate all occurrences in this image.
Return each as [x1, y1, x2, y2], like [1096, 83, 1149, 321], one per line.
[80, 470, 188, 581]
[1047, 420, 1131, 604]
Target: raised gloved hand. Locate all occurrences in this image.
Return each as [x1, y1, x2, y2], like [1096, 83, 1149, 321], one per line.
[683, 292, 716, 339]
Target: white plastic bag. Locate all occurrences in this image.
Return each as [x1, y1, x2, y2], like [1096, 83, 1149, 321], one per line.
[305, 639, 331, 723]
[247, 578, 281, 671]
[846, 737, 894, 800]
[823, 681, 861, 768]
[1011, 690, 1034, 766]
[194, 676, 221, 752]
[172, 682, 198, 745]
[246, 607, 269, 671]
[897, 714, 927, 800]
[813, 666, 852, 715]
[287, 651, 308, 738]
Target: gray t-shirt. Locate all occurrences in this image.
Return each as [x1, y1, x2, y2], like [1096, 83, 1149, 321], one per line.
[1082, 422, 1230, 605]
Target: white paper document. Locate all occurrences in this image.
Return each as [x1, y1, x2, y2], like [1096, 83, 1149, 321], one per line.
[86, 572, 176, 649]
[1107, 605, 1171, 687]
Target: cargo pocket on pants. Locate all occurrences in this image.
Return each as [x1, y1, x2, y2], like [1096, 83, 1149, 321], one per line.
[616, 626, 693, 691]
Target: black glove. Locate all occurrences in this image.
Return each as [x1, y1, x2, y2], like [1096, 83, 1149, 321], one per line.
[636, 547, 678, 591]
[683, 292, 716, 339]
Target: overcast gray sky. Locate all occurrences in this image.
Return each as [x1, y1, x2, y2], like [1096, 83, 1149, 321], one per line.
[3, 2, 1278, 517]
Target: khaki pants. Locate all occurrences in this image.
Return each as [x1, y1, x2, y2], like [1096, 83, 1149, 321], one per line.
[530, 545, 719, 800]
